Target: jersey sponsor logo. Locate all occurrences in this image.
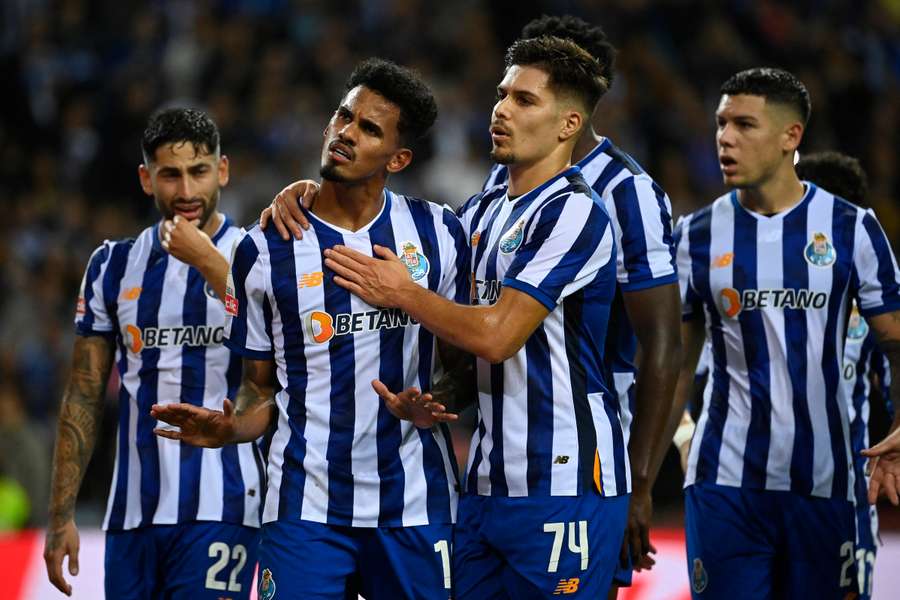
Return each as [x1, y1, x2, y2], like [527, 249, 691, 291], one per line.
[258, 568, 276, 600]
[553, 578, 580, 595]
[805, 232, 837, 267]
[471, 231, 481, 247]
[298, 271, 324, 288]
[224, 274, 238, 316]
[712, 252, 734, 268]
[120, 286, 142, 301]
[474, 278, 502, 304]
[691, 558, 708, 593]
[303, 308, 418, 344]
[718, 287, 828, 318]
[124, 324, 225, 353]
[499, 219, 525, 254]
[846, 305, 868, 342]
[399, 241, 429, 281]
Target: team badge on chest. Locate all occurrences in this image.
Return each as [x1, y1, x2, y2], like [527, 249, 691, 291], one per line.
[804, 232, 836, 267]
[399, 241, 429, 281]
[499, 219, 525, 254]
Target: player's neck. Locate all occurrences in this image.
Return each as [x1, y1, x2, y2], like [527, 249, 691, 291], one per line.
[573, 128, 603, 164]
[315, 179, 386, 232]
[506, 144, 573, 197]
[737, 167, 805, 216]
[200, 211, 223, 238]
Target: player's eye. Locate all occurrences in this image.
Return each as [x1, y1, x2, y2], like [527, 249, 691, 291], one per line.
[517, 96, 532, 106]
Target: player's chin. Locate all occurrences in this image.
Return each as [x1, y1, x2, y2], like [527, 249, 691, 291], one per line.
[489, 147, 515, 165]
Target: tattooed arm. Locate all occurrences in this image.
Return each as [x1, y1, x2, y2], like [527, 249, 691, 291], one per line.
[151, 358, 276, 446]
[862, 310, 900, 504]
[44, 335, 115, 596]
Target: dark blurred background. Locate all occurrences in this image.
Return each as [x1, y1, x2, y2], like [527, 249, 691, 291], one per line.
[1, 0, 899, 529]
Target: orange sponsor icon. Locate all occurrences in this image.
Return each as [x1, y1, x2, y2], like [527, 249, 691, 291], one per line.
[305, 311, 334, 343]
[126, 324, 143, 353]
[298, 272, 324, 288]
[720, 287, 742, 318]
[121, 287, 142, 301]
[713, 252, 734, 268]
[471, 231, 481, 247]
[553, 578, 580, 595]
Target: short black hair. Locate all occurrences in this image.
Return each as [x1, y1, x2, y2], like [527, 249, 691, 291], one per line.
[796, 151, 868, 206]
[141, 107, 220, 163]
[504, 36, 607, 114]
[720, 67, 811, 125]
[345, 58, 437, 144]
[521, 15, 616, 95]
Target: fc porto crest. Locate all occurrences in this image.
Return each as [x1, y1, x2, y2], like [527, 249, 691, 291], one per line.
[846, 305, 868, 342]
[691, 558, 708, 593]
[259, 567, 276, 600]
[804, 232, 836, 267]
[399, 241, 429, 281]
[499, 219, 525, 254]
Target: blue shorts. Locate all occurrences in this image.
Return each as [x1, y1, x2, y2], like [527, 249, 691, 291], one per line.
[105, 521, 259, 600]
[684, 483, 856, 599]
[611, 544, 633, 587]
[257, 519, 452, 600]
[454, 493, 629, 599]
[854, 498, 879, 600]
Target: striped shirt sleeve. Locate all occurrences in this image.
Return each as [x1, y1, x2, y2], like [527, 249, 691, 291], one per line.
[674, 215, 701, 321]
[503, 193, 614, 311]
[75, 242, 115, 336]
[224, 231, 274, 359]
[437, 207, 472, 304]
[610, 176, 678, 291]
[853, 209, 900, 317]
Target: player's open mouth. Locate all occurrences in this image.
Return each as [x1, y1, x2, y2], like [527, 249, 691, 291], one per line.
[719, 155, 738, 174]
[174, 203, 203, 220]
[328, 141, 354, 163]
[490, 124, 511, 142]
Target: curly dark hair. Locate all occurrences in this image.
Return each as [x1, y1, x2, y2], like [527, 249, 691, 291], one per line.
[345, 58, 437, 145]
[721, 67, 811, 125]
[796, 151, 868, 206]
[504, 36, 607, 114]
[521, 15, 616, 94]
[141, 107, 220, 163]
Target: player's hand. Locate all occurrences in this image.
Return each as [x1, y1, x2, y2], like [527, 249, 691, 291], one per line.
[622, 487, 653, 569]
[324, 244, 414, 308]
[372, 380, 458, 428]
[151, 399, 237, 448]
[44, 519, 79, 596]
[862, 427, 900, 505]
[260, 180, 318, 240]
[161, 215, 217, 267]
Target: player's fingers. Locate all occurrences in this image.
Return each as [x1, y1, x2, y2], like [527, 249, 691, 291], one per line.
[431, 412, 459, 423]
[153, 428, 184, 440]
[274, 198, 295, 241]
[223, 398, 234, 418]
[45, 553, 71, 596]
[332, 277, 366, 298]
[276, 196, 303, 240]
[260, 205, 271, 229]
[869, 472, 882, 505]
[886, 472, 900, 505]
[285, 191, 311, 232]
[68, 543, 79, 576]
[371, 380, 397, 402]
[330, 245, 377, 265]
[640, 525, 651, 560]
[324, 260, 364, 285]
[372, 244, 401, 262]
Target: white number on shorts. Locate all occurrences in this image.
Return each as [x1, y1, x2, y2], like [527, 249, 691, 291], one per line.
[543, 521, 589, 573]
[856, 548, 876, 597]
[434, 539, 452, 589]
[206, 542, 248, 592]
[839, 541, 854, 588]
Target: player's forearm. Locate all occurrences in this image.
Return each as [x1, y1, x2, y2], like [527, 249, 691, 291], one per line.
[48, 339, 112, 527]
[433, 343, 477, 413]
[398, 286, 513, 363]
[196, 252, 229, 304]
[230, 362, 276, 442]
[629, 339, 681, 488]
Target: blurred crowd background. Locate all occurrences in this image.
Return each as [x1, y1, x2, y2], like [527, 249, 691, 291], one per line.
[2, 0, 900, 529]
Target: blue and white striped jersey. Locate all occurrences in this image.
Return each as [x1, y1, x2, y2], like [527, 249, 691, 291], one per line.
[481, 139, 677, 441]
[460, 166, 623, 497]
[225, 190, 470, 527]
[842, 302, 893, 543]
[75, 217, 264, 531]
[676, 184, 900, 501]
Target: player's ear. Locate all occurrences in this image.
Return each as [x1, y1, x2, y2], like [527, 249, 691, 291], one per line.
[386, 148, 413, 174]
[218, 154, 230, 187]
[782, 121, 804, 154]
[138, 164, 154, 196]
[559, 109, 583, 143]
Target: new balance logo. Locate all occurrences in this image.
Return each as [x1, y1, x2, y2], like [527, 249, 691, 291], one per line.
[553, 455, 570, 465]
[553, 578, 580, 595]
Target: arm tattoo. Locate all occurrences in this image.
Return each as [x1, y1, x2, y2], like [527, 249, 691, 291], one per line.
[47, 336, 114, 533]
[234, 359, 275, 416]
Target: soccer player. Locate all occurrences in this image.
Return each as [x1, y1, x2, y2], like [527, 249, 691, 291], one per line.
[43, 108, 263, 598]
[151, 58, 470, 600]
[478, 17, 681, 585]
[322, 37, 638, 599]
[795, 151, 892, 599]
[673, 68, 900, 599]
